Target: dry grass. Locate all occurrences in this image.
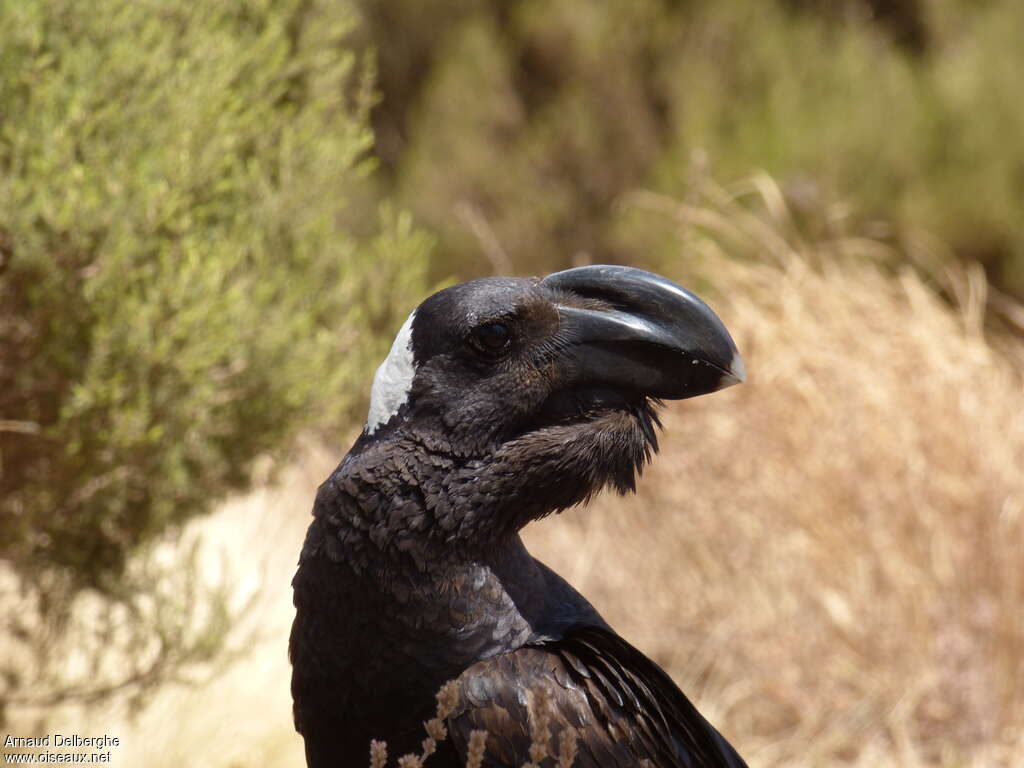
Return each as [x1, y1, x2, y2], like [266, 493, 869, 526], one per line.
[525, 182, 1024, 766]
[366, 683, 574, 768]
[5, 182, 1023, 767]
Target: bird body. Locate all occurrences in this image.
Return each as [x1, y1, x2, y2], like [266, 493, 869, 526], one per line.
[290, 266, 748, 767]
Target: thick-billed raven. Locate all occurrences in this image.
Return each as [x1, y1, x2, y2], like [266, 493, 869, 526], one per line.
[290, 265, 748, 767]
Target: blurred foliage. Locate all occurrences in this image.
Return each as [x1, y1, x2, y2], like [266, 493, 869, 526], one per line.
[0, 0, 431, 713]
[1, 535, 243, 725]
[353, 0, 1024, 298]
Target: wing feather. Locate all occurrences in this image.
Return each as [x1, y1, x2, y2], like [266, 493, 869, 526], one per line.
[447, 626, 747, 768]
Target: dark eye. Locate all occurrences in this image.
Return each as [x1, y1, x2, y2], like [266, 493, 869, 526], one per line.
[471, 322, 511, 353]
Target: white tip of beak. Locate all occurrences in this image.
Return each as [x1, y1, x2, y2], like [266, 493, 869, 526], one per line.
[718, 351, 747, 388]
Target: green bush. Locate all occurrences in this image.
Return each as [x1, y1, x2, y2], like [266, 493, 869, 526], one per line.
[0, 0, 430, 593]
[353, 0, 1024, 298]
[648, 0, 1024, 295]
[358, 0, 677, 277]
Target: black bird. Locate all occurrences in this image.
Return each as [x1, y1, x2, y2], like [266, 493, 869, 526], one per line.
[290, 265, 748, 767]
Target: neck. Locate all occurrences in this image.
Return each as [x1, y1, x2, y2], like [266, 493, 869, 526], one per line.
[290, 424, 623, 762]
[312, 433, 537, 567]
[291, 513, 545, 759]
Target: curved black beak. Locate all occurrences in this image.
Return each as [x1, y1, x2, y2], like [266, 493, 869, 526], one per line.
[540, 265, 745, 400]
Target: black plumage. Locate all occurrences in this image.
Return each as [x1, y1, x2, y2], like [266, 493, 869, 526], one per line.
[290, 265, 748, 767]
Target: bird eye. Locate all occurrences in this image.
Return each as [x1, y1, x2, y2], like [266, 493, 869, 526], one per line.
[471, 322, 511, 353]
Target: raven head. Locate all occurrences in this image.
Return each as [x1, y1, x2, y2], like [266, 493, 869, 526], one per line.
[355, 265, 744, 533]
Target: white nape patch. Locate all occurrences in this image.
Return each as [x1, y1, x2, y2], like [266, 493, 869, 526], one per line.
[364, 310, 417, 435]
